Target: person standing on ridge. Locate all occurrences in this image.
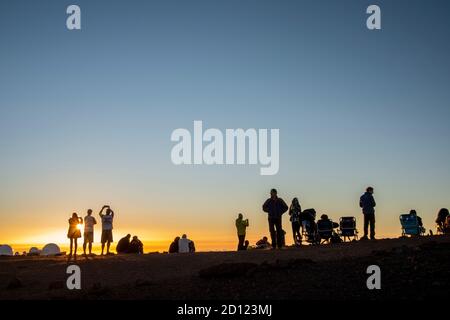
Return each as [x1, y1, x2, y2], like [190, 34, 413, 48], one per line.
[83, 209, 97, 256]
[262, 188, 288, 249]
[99, 205, 115, 255]
[235, 213, 249, 251]
[67, 212, 83, 259]
[360, 187, 376, 240]
[289, 198, 302, 246]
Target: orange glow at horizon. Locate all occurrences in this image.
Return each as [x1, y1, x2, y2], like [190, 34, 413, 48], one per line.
[0, 189, 442, 253]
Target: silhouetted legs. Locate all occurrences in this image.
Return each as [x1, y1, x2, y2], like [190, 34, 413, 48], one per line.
[268, 217, 283, 249]
[83, 232, 94, 255]
[363, 213, 375, 239]
[237, 235, 245, 251]
[101, 230, 113, 255]
[69, 238, 78, 257]
[292, 221, 301, 245]
[69, 238, 73, 256]
[83, 241, 92, 255]
[101, 241, 111, 255]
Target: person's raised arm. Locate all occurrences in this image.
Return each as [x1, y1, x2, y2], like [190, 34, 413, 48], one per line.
[99, 205, 108, 217]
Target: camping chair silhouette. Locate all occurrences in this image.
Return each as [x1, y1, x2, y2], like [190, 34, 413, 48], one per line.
[400, 214, 425, 236]
[339, 217, 359, 242]
[317, 219, 334, 244]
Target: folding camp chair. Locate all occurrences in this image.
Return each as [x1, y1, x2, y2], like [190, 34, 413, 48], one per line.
[400, 214, 425, 236]
[339, 217, 359, 242]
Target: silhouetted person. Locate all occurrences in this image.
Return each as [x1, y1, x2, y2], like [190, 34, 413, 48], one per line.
[169, 237, 180, 253]
[83, 209, 97, 256]
[319, 214, 339, 229]
[409, 210, 423, 227]
[360, 187, 376, 240]
[178, 234, 194, 253]
[99, 205, 115, 255]
[243, 240, 249, 250]
[256, 236, 271, 249]
[67, 212, 83, 258]
[409, 210, 425, 235]
[289, 198, 302, 246]
[116, 234, 131, 254]
[436, 208, 449, 233]
[235, 213, 249, 251]
[262, 188, 288, 249]
[189, 240, 196, 253]
[129, 236, 144, 254]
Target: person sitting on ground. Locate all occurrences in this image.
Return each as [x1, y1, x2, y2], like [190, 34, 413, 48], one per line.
[178, 234, 194, 253]
[409, 210, 425, 234]
[129, 236, 144, 254]
[436, 208, 449, 233]
[169, 236, 180, 253]
[116, 234, 131, 254]
[255, 236, 271, 249]
[189, 240, 196, 253]
[67, 212, 83, 258]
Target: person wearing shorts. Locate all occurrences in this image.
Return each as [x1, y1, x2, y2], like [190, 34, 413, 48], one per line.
[99, 205, 115, 255]
[83, 209, 97, 256]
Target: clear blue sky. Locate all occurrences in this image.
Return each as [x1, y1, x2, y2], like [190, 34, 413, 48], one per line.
[0, 0, 449, 248]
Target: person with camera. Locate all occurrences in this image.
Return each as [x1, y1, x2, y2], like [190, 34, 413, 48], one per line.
[99, 205, 115, 255]
[235, 213, 249, 251]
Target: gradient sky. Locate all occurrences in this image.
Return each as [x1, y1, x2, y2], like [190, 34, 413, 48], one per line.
[1, 0, 449, 251]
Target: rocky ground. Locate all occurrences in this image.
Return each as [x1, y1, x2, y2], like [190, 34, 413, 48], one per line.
[0, 235, 448, 300]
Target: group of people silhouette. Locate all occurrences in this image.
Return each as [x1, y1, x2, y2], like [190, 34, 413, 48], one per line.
[168, 235, 196, 253]
[67, 205, 145, 258]
[67, 189, 450, 256]
[234, 187, 450, 251]
[116, 234, 144, 254]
